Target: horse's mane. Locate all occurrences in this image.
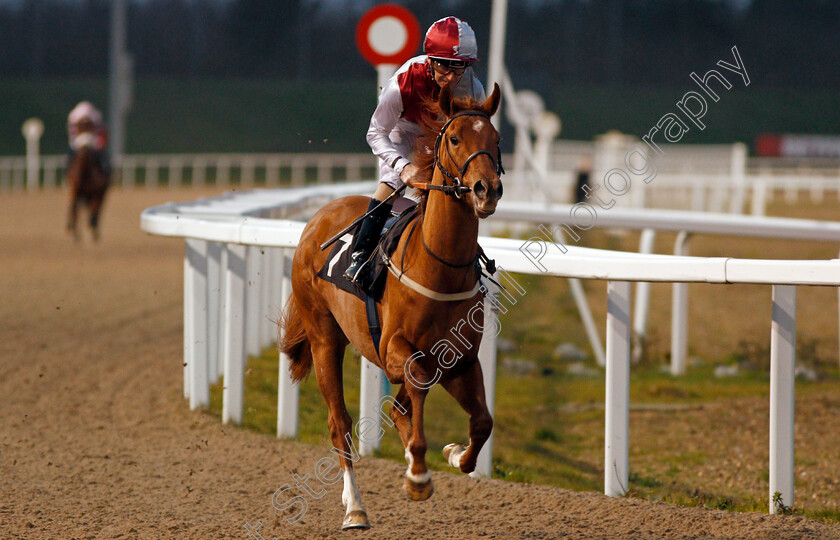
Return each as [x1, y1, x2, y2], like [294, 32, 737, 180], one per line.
[411, 91, 486, 211]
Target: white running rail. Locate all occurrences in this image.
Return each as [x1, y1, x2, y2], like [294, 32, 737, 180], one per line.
[496, 201, 840, 372]
[142, 184, 840, 515]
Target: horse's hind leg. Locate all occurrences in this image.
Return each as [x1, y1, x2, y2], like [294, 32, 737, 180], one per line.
[309, 333, 370, 530]
[441, 358, 493, 476]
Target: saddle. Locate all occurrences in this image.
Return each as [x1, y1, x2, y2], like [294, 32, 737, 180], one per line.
[317, 197, 421, 302]
[317, 196, 498, 358]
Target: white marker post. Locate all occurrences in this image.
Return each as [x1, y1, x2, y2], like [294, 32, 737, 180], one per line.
[22, 118, 44, 190]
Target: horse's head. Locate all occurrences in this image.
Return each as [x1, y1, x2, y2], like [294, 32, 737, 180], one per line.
[436, 83, 503, 218]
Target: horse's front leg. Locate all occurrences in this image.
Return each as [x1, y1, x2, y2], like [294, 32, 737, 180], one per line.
[387, 384, 413, 447]
[404, 383, 433, 500]
[67, 193, 80, 241]
[441, 358, 493, 476]
[387, 337, 434, 501]
[88, 192, 106, 242]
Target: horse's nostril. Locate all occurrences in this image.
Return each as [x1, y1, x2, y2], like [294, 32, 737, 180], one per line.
[497, 183, 503, 198]
[473, 180, 487, 199]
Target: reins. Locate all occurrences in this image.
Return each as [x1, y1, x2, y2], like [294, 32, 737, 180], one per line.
[382, 108, 502, 301]
[385, 214, 484, 302]
[421, 226, 475, 268]
[404, 213, 476, 269]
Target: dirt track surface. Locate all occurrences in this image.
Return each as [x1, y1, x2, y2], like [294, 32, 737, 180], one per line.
[1, 187, 839, 539]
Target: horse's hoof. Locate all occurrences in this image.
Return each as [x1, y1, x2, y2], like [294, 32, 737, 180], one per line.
[341, 510, 370, 530]
[443, 443, 466, 468]
[403, 476, 434, 501]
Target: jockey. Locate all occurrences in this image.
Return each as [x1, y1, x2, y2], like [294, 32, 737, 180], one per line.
[344, 16, 486, 288]
[67, 101, 111, 176]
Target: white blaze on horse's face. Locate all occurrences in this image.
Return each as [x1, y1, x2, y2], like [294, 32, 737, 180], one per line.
[449, 116, 503, 219]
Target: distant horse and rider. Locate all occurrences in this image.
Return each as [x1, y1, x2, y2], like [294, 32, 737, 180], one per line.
[279, 78, 503, 529]
[65, 101, 111, 242]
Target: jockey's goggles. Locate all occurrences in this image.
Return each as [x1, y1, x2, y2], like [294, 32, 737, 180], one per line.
[430, 58, 468, 76]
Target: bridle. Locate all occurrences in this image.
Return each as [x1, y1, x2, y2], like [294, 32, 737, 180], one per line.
[432, 110, 504, 200]
[382, 109, 503, 300]
[410, 109, 505, 270]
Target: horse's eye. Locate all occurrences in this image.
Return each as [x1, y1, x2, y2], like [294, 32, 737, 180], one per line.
[449, 136, 459, 145]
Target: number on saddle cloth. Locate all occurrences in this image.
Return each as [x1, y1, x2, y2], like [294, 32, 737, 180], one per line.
[316, 197, 420, 301]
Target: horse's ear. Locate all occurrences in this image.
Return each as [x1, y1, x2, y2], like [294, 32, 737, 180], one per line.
[482, 83, 501, 117]
[439, 84, 455, 118]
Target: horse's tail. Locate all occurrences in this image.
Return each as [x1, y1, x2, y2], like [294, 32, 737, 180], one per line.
[278, 296, 313, 382]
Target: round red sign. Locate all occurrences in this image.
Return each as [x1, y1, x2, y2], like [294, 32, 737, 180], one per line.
[355, 4, 420, 66]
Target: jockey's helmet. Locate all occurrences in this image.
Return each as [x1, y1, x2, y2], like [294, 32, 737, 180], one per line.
[69, 101, 102, 127]
[424, 17, 478, 66]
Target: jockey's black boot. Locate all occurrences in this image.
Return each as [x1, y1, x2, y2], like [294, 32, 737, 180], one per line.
[344, 198, 392, 289]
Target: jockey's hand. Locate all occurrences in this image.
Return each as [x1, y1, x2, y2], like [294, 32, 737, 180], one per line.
[400, 163, 423, 188]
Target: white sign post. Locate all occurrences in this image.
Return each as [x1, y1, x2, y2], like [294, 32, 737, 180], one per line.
[355, 4, 420, 456]
[22, 118, 44, 190]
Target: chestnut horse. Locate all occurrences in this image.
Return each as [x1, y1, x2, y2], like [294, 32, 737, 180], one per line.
[279, 84, 503, 529]
[66, 142, 110, 242]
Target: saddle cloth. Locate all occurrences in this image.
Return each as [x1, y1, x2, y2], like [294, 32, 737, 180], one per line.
[316, 197, 420, 301]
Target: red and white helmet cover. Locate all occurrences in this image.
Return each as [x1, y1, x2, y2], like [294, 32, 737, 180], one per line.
[423, 16, 478, 63]
[68, 101, 103, 127]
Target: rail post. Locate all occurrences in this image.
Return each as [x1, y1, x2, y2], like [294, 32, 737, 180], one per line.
[605, 281, 631, 497]
[222, 244, 247, 424]
[276, 248, 300, 439]
[359, 359, 386, 456]
[207, 242, 223, 383]
[671, 232, 692, 375]
[632, 228, 656, 362]
[475, 287, 500, 478]
[245, 246, 262, 356]
[769, 285, 796, 513]
[185, 239, 210, 408]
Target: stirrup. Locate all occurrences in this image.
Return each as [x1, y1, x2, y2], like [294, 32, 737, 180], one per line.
[344, 251, 370, 284]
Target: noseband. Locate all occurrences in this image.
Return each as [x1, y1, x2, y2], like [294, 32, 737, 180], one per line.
[433, 111, 505, 199]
